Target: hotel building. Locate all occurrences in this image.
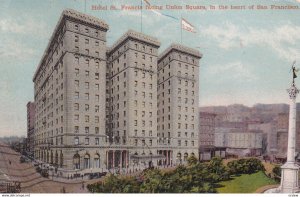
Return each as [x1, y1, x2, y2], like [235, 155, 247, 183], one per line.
[32, 9, 201, 176]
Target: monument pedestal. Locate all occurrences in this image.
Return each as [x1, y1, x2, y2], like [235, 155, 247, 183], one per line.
[280, 162, 300, 193]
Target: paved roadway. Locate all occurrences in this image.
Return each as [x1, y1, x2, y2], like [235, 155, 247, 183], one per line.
[0, 142, 97, 193]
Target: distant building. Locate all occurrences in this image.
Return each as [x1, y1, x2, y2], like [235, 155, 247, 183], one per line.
[26, 101, 35, 156]
[215, 128, 263, 157]
[199, 112, 216, 161]
[216, 121, 248, 129]
[277, 129, 288, 156]
[248, 122, 277, 154]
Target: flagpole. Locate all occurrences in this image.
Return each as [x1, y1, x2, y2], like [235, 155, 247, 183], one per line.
[180, 15, 182, 44]
[141, 0, 143, 33]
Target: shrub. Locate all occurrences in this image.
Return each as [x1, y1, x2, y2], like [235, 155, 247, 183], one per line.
[227, 158, 265, 175]
[272, 165, 281, 182]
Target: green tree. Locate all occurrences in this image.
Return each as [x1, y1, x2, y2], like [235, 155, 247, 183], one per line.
[208, 157, 230, 181]
[187, 155, 198, 166]
[140, 168, 164, 193]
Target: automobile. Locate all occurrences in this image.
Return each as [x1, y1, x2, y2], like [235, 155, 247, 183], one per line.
[88, 172, 107, 179]
[41, 169, 49, 178]
[20, 156, 26, 163]
[33, 163, 39, 167]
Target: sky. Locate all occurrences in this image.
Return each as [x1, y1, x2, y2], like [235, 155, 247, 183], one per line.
[0, 0, 300, 137]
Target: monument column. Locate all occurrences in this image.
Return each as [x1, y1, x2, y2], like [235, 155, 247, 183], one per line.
[280, 82, 300, 193]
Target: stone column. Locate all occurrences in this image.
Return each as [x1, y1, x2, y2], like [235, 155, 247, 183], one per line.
[280, 83, 300, 193]
[112, 151, 115, 173]
[120, 151, 123, 172]
[106, 151, 108, 170]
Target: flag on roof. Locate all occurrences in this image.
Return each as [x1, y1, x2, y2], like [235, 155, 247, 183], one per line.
[181, 18, 196, 33]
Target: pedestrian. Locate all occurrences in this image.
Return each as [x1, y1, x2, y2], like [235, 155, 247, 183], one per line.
[82, 183, 84, 190]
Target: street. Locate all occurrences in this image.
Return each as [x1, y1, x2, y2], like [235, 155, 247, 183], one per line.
[0, 141, 97, 193]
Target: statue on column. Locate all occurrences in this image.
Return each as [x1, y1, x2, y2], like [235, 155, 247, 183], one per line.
[291, 61, 298, 84]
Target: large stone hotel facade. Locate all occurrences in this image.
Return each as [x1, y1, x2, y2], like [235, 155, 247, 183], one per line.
[31, 9, 201, 176]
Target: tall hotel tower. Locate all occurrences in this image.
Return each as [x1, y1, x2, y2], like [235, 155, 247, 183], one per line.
[106, 30, 161, 170]
[157, 44, 202, 165]
[33, 9, 108, 174]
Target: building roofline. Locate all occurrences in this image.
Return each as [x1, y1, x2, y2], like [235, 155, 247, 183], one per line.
[158, 43, 202, 62]
[107, 30, 160, 55]
[199, 112, 217, 117]
[33, 9, 109, 81]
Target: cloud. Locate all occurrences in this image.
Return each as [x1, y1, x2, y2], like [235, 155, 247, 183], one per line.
[201, 23, 300, 62]
[206, 61, 257, 82]
[0, 39, 37, 62]
[0, 16, 49, 38]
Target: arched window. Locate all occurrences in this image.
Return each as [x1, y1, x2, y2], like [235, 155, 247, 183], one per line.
[94, 154, 100, 168]
[177, 153, 182, 160]
[184, 153, 188, 161]
[84, 154, 90, 169]
[73, 154, 80, 169]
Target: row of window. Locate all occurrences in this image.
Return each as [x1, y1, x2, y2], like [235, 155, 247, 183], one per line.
[74, 114, 100, 123]
[177, 131, 195, 138]
[133, 120, 153, 127]
[74, 46, 100, 57]
[157, 123, 195, 130]
[74, 103, 100, 112]
[177, 97, 195, 105]
[74, 57, 102, 69]
[111, 110, 154, 119]
[74, 35, 102, 46]
[177, 140, 195, 147]
[133, 139, 153, 147]
[109, 41, 155, 62]
[158, 106, 196, 115]
[74, 137, 100, 145]
[74, 92, 100, 101]
[158, 114, 195, 122]
[161, 53, 196, 66]
[74, 126, 99, 134]
[74, 70, 100, 79]
[74, 23, 101, 38]
[134, 129, 153, 137]
[110, 100, 154, 110]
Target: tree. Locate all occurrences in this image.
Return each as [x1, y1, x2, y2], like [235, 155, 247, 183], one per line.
[208, 157, 230, 181]
[140, 168, 163, 193]
[187, 155, 198, 166]
[227, 158, 265, 175]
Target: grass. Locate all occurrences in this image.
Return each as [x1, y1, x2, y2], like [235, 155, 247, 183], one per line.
[216, 171, 278, 193]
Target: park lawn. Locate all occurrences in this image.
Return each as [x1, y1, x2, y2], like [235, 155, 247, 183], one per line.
[216, 171, 277, 193]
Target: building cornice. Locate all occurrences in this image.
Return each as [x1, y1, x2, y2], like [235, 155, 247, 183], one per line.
[33, 9, 109, 81]
[158, 43, 202, 63]
[107, 30, 160, 55]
